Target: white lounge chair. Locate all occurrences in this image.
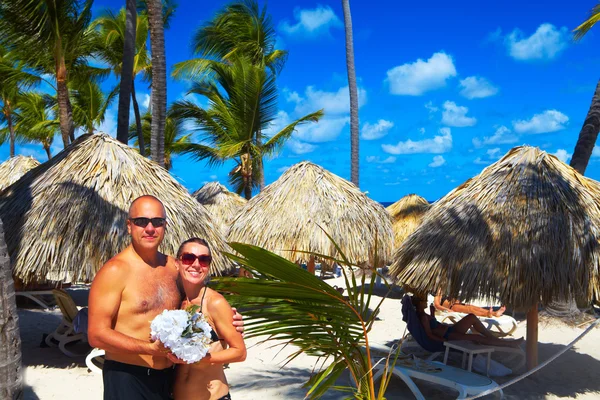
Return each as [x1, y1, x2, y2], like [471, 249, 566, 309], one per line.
[372, 354, 503, 399]
[45, 289, 87, 357]
[439, 312, 519, 337]
[85, 348, 105, 374]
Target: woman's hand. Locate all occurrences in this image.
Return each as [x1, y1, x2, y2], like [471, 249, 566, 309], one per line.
[231, 307, 244, 336]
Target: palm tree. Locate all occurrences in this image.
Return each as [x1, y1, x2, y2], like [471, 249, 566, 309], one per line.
[0, 46, 41, 157]
[0, 0, 101, 149]
[129, 108, 192, 170]
[342, 0, 360, 187]
[172, 0, 287, 190]
[93, 6, 151, 152]
[569, 8, 600, 174]
[212, 242, 397, 399]
[71, 80, 119, 135]
[0, 218, 22, 399]
[145, 0, 167, 167]
[13, 92, 58, 160]
[171, 57, 323, 199]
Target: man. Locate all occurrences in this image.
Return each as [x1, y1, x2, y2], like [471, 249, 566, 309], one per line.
[88, 195, 243, 400]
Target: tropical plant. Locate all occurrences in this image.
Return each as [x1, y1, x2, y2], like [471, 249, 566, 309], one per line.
[92, 5, 151, 151]
[570, 6, 600, 174]
[145, 0, 167, 167]
[71, 80, 119, 135]
[171, 57, 323, 199]
[342, 0, 360, 187]
[0, 218, 22, 399]
[212, 239, 398, 399]
[172, 0, 288, 190]
[0, 0, 104, 148]
[13, 92, 58, 160]
[129, 108, 192, 170]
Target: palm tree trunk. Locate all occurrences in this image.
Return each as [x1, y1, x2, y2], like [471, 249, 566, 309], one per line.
[570, 79, 600, 174]
[56, 59, 74, 148]
[0, 218, 23, 399]
[146, 0, 166, 168]
[342, 0, 360, 188]
[131, 81, 145, 156]
[244, 175, 252, 200]
[7, 107, 15, 158]
[116, 0, 137, 144]
[44, 144, 52, 160]
[257, 131, 265, 191]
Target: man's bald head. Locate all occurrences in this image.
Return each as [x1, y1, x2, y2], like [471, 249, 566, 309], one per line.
[128, 195, 166, 218]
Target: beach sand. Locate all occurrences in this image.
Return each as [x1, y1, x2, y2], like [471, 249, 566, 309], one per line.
[17, 284, 600, 400]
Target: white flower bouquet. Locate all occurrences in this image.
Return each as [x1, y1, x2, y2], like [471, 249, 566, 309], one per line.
[150, 305, 213, 364]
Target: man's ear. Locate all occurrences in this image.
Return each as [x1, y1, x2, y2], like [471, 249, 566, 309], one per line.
[126, 219, 132, 235]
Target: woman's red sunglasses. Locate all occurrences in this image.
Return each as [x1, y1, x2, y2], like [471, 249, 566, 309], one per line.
[180, 253, 212, 265]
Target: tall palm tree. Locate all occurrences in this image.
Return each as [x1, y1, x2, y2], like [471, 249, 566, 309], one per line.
[0, 46, 41, 157]
[171, 57, 323, 199]
[0, 218, 22, 399]
[0, 0, 101, 149]
[128, 108, 192, 170]
[117, 0, 137, 144]
[71, 80, 119, 135]
[92, 7, 151, 152]
[146, 0, 167, 167]
[342, 0, 360, 187]
[570, 8, 600, 174]
[172, 0, 287, 190]
[13, 92, 58, 160]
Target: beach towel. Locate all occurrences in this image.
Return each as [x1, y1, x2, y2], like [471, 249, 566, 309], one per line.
[401, 295, 445, 353]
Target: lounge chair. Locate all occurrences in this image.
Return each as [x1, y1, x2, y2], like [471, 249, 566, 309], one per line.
[372, 354, 503, 399]
[45, 289, 87, 357]
[85, 348, 105, 374]
[401, 295, 525, 371]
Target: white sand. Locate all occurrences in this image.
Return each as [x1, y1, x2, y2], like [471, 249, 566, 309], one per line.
[18, 284, 600, 399]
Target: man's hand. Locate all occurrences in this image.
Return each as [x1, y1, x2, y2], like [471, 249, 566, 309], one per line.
[165, 352, 188, 365]
[148, 338, 170, 357]
[231, 307, 244, 335]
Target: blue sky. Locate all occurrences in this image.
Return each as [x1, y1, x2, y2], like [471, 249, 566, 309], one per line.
[3, 0, 600, 202]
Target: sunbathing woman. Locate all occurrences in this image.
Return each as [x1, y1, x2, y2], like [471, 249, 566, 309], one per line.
[434, 292, 506, 318]
[414, 296, 523, 348]
[173, 238, 246, 400]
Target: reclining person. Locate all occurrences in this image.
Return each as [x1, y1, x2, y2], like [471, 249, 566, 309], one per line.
[434, 292, 506, 318]
[413, 296, 522, 348]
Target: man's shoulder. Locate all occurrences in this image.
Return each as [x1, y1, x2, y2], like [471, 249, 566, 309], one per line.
[95, 252, 132, 281]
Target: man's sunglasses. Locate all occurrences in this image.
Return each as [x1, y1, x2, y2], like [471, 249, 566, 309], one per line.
[129, 217, 167, 228]
[180, 253, 212, 265]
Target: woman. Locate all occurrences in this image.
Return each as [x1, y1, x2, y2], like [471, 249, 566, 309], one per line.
[434, 292, 506, 318]
[414, 296, 523, 348]
[173, 238, 246, 400]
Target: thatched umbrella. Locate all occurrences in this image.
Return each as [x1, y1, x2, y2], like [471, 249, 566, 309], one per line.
[386, 194, 430, 249]
[192, 182, 247, 234]
[0, 133, 233, 285]
[228, 161, 393, 269]
[0, 156, 40, 192]
[388, 146, 600, 369]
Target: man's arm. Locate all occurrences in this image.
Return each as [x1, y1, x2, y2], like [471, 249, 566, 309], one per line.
[87, 261, 163, 356]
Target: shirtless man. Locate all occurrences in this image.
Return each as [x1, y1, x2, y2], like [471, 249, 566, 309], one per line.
[88, 195, 243, 400]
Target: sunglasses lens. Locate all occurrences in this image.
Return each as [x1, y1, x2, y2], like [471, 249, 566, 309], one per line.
[198, 255, 212, 264]
[151, 218, 166, 227]
[181, 254, 196, 265]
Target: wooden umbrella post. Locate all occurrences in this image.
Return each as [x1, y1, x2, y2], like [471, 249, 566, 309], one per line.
[526, 304, 539, 370]
[307, 255, 316, 275]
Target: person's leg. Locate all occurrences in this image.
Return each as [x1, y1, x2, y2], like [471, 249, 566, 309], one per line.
[451, 314, 499, 339]
[449, 303, 493, 317]
[447, 331, 523, 348]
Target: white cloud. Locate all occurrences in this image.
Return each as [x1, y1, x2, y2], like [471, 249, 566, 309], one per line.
[513, 110, 568, 134]
[361, 120, 394, 140]
[441, 101, 476, 127]
[209, 174, 218, 180]
[473, 157, 490, 165]
[96, 107, 117, 135]
[386, 52, 457, 96]
[366, 155, 396, 164]
[553, 149, 572, 163]
[425, 102, 438, 113]
[277, 165, 291, 173]
[459, 76, 499, 99]
[142, 93, 151, 109]
[419, 127, 426, 134]
[280, 5, 342, 36]
[288, 85, 367, 115]
[593, 146, 600, 157]
[428, 155, 446, 167]
[487, 148, 502, 159]
[472, 126, 519, 148]
[294, 116, 350, 143]
[287, 139, 317, 154]
[505, 23, 569, 61]
[382, 127, 452, 155]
